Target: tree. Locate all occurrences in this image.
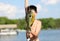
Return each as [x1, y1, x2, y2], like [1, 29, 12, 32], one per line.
[47, 18, 55, 29]
[17, 19, 26, 30]
[0, 17, 8, 24]
[55, 19, 60, 28]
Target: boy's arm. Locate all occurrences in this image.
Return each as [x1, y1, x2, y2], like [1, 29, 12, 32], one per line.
[25, 0, 28, 9]
[30, 21, 41, 37]
[25, 0, 29, 13]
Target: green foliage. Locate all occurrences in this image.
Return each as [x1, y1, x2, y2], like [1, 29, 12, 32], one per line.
[0, 17, 8, 24]
[0, 17, 60, 29]
[39, 18, 59, 29]
[47, 18, 55, 29]
[55, 19, 60, 28]
[17, 19, 26, 30]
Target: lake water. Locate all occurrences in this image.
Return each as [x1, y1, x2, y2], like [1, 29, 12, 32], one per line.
[0, 30, 60, 41]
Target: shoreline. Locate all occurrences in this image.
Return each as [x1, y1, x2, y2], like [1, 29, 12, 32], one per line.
[16, 29, 60, 32]
[16, 29, 26, 32]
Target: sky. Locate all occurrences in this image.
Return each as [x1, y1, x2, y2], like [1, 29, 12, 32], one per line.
[0, 0, 60, 19]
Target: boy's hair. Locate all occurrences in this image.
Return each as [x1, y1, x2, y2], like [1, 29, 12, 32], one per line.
[27, 5, 37, 13]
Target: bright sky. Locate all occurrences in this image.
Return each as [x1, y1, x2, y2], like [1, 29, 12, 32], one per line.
[0, 0, 60, 19]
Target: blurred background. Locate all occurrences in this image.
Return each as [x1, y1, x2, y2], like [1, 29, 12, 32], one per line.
[0, 0, 60, 41]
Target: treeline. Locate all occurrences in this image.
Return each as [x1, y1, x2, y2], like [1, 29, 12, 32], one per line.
[39, 18, 60, 29]
[0, 17, 60, 29]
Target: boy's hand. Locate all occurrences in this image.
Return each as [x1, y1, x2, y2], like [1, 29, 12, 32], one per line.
[26, 31, 33, 39]
[29, 32, 33, 38]
[25, 0, 28, 8]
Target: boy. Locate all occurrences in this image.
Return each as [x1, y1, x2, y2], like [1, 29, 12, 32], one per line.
[25, 0, 41, 41]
